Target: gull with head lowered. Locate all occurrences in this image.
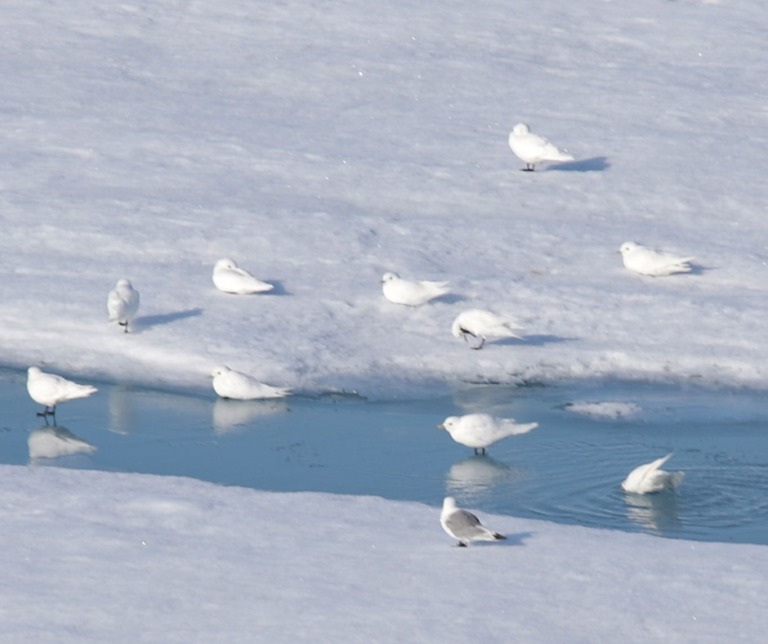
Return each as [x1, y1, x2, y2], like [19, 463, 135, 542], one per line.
[107, 278, 140, 333]
[621, 453, 684, 495]
[438, 413, 538, 454]
[212, 258, 274, 294]
[440, 496, 507, 547]
[618, 241, 694, 277]
[451, 309, 523, 350]
[210, 366, 292, 400]
[508, 123, 574, 171]
[381, 272, 450, 306]
[26, 367, 98, 421]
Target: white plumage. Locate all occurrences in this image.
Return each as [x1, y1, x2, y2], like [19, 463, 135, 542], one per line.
[440, 496, 506, 547]
[438, 413, 538, 454]
[621, 453, 685, 494]
[381, 272, 450, 306]
[26, 367, 98, 418]
[210, 365, 292, 400]
[619, 241, 694, 276]
[107, 278, 140, 332]
[508, 122, 574, 171]
[212, 258, 274, 294]
[451, 309, 523, 349]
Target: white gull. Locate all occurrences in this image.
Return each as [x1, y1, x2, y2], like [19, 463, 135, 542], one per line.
[210, 366, 292, 400]
[26, 367, 98, 420]
[451, 309, 523, 349]
[438, 413, 538, 454]
[619, 241, 694, 276]
[621, 453, 685, 495]
[508, 122, 574, 171]
[212, 258, 274, 294]
[381, 272, 450, 306]
[107, 278, 140, 333]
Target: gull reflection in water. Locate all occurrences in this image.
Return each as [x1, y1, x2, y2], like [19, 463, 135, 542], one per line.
[28, 425, 97, 460]
[108, 385, 138, 435]
[445, 454, 524, 499]
[623, 491, 682, 533]
[212, 398, 290, 434]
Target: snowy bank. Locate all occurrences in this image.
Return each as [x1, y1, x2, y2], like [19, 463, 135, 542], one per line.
[1, 465, 766, 643]
[1, 0, 767, 399]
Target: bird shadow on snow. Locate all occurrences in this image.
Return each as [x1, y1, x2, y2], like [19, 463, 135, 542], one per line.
[635, 264, 711, 278]
[546, 156, 610, 172]
[684, 264, 711, 277]
[434, 293, 468, 305]
[494, 334, 575, 347]
[261, 280, 290, 296]
[500, 531, 534, 547]
[134, 308, 204, 330]
[467, 531, 533, 548]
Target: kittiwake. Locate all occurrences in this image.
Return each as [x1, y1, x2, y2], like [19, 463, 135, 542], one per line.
[440, 496, 506, 547]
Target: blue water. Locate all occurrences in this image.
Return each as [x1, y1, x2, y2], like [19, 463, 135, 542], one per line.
[2, 367, 767, 545]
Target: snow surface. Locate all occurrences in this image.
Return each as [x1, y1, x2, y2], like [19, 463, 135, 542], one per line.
[2, 465, 767, 643]
[2, 0, 767, 640]
[2, 0, 767, 400]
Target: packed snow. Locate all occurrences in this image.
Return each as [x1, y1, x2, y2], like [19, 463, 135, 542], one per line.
[2, 465, 766, 643]
[1, 0, 767, 640]
[2, 0, 767, 400]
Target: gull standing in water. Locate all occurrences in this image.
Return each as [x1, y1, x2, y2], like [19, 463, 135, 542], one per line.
[440, 496, 506, 547]
[26, 367, 98, 421]
[438, 413, 538, 454]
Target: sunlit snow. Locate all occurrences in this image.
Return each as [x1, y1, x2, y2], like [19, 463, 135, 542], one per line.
[1, 0, 767, 640]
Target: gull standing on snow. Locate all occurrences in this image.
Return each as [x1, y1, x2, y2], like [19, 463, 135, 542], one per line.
[621, 453, 685, 494]
[438, 413, 538, 454]
[508, 122, 574, 171]
[107, 278, 140, 333]
[440, 496, 506, 547]
[381, 272, 451, 306]
[618, 242, 694, 277]
[451, 309, 523, 350]
[26, 367, 98, 420]
[210, 366, 292, 400]
[212, 258, 274, 294]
